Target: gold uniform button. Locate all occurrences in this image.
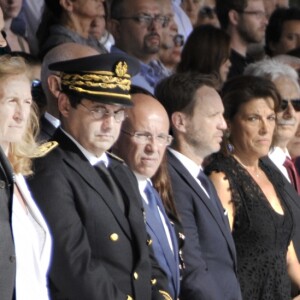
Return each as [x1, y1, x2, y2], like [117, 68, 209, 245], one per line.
[147, 239, 152, 246]
[151, 278, 157, 285]
[133, 272, 138, 280]
[110, 233, 119, 241]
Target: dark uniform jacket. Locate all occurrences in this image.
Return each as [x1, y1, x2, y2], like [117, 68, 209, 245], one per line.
[0, 146, 16, 300]
[28, 129, 171, 300]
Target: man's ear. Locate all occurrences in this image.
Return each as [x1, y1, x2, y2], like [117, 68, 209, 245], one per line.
[48, 75, 61, 98]
[228, 9, 240, 26]
[57, 93, 71, 118]
[171, 112, 187, 133]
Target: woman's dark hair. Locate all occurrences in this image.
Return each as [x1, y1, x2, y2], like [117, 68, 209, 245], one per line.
[220, 75, 281, 155]
[152, 153, 179, 220]
[265, 7, 300, 56]
[176, 25, 230, 81]
[221, 75, 281, 121]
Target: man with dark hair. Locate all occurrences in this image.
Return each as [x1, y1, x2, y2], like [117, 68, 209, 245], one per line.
[38, 43, 99, 141]
[155, 72, 242, 300]
[216, 0, 268, 78]
[28, 53, 172, 300]
[109, 0, 170, 93]
[266, 7, 300, 56]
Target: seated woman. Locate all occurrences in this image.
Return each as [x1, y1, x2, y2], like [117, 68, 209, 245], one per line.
[205, 75, 300, 300]
[0, 0, 30, 53]
[177, 24, 231, 87]
[36, 0, 106, 58]
[0, 54, 52, 299]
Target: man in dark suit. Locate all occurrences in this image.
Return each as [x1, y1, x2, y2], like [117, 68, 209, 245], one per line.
[155, 73, 242, 300]
[38, 43, 99, 141]
[113, 90, 180, 299]
[28, 53, 171, 300]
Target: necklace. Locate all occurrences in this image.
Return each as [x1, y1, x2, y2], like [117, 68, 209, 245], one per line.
[233, 155, 261, 178]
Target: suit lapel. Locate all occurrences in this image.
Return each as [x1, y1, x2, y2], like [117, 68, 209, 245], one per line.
[167, 151, 237, 263]
[108, 160, 147, 246]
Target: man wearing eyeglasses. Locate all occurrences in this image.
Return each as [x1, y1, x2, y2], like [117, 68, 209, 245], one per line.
[216, 0, 268, 78]
[113, 87, 181, 300]
[27, 53, 172, 300]
[109, 0, 171, 94]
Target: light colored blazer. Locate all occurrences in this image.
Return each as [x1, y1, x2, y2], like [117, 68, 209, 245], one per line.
[13, 174, 52, 300]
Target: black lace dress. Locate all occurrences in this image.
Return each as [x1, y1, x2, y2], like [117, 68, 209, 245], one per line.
[205, 153, 294, 300]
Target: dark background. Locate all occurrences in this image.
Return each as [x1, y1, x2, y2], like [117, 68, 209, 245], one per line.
[291, 0, 300, 6]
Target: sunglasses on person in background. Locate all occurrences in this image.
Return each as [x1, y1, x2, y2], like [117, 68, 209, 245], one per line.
[173, 34, 184, 47]
[280, 99, 300, 112]
[199, 6, 216, 19]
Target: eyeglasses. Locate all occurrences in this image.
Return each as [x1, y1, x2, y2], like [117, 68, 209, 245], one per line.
[173, 34, 184, 47]
[280, 99, 300, 112]
[117, 14, 170, 28]
[236, 10, 267, 19]
[121, 129, 173, 146]
[79, 103, 126, 122]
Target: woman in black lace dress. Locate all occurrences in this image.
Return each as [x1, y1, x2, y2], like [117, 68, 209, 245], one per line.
[205, 75, 300, 300]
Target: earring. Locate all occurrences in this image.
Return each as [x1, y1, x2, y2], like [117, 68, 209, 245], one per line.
[226, 142, 234, 153]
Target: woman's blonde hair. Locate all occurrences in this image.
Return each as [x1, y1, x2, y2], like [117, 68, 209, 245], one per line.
[0, 55, 40, 175]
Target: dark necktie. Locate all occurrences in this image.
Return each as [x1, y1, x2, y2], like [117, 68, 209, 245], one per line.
[197, 171, 220, 211]
[94, 162, 125, 213]
[284, 157, 300, 193]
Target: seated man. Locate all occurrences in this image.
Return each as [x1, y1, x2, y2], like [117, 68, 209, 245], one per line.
[113, 88, 181, 299]
[28, 53, 171, 300]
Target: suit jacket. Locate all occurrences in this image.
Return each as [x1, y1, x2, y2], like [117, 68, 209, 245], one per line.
[28, 129, 170, 300]
[143, 185, 180, 299]
[262, 156, 300, 260]
[38, 115, 57, 142]
[167, 150, 242, 300]
[0, 146, 15, 300]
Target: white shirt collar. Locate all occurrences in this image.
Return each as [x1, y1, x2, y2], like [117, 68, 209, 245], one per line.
[60, 128, 109, 166]
[44, 112, 60, 128]
[168, 148, 202, 179]
[269, 146, 290, 165]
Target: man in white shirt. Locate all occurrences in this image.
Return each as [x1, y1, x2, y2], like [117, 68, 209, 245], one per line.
[113, 88, 180, 299]
[155, 72, 242, 300]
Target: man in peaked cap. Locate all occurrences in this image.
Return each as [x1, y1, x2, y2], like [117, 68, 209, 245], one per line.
[27, 53, 172, 300]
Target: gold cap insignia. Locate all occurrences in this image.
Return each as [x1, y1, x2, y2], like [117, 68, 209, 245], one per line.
[115, 61, 128, 77]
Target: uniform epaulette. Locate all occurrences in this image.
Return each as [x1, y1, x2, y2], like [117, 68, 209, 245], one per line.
[106, 151, 124, 162]
[32, 141, 59, 158]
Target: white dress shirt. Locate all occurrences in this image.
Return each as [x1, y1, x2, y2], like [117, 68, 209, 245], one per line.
[168, 148, 210, 197]
[268, 146, 291, 183]
[12, 174, 52, 300]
